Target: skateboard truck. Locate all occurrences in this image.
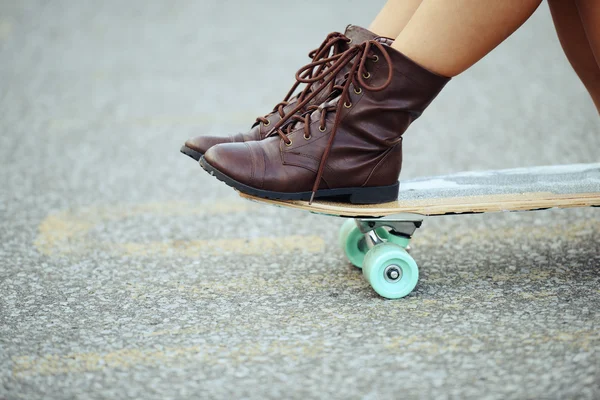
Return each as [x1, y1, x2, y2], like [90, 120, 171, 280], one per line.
[338, 214, 424, 299]
[354, 214, 423, 250]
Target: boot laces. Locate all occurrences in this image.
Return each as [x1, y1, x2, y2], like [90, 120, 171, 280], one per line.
[254, 32, 352, 134]
[266, 40, 394, 203]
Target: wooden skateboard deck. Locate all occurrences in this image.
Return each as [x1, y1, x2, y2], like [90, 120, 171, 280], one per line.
[239, 163, 600, 217]
[238, 163, 599, 299]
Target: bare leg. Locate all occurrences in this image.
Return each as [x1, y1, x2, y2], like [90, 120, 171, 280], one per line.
[549, 0, 600, 112]
[369, 0, 422, 38]
[392, 0, 542, 77]
[577, 0, 600, 62]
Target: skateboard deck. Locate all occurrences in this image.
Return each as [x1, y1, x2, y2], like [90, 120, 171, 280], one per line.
[238, 163, 600, 299]
[239, 163, 600, 217]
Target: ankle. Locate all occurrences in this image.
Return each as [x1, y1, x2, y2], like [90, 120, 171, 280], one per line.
[391, 39, 458, 78]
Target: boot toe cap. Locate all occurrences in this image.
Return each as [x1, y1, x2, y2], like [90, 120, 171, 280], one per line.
[203, 143, 257, 186]
[184, 135, 232, 155]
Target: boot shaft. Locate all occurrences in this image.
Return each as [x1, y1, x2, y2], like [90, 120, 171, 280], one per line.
[341, 41, 450, 147]
[282, 41, 450, 189]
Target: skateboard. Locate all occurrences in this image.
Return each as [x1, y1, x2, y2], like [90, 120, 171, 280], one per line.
[239, 163, 600, 299]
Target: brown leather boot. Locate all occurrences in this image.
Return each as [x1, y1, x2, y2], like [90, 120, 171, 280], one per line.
[180, 25, 380, 161]
[200, 39, 450, 204]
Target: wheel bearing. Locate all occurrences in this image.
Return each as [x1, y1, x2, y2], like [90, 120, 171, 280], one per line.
[383, 264, 402, 283]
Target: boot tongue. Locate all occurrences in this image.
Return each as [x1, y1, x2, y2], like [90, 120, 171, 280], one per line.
[309, 27, 389, 104]
[374, 36, 394, 46]
[344, 25, 377, 43]
[344, 25, 392, 44]
[267, 32, 392, 134]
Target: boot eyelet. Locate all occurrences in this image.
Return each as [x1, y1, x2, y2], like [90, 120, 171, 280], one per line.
[372, 55, 379, 63]
[362, 72, 371, 79]
[263, 120, 270, 126]
[344, 101, 352, 108]
[346, 38, 352, 44]
[304, 134, 311, 140]
[353, 87, 362, 95]
[319, 125, 326, 132]
[285, 139, 293, 147]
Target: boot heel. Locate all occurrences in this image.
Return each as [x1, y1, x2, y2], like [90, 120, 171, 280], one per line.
[348, 182, 399, 204]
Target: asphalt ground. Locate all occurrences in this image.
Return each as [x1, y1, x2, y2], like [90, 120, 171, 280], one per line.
[0, 1, 599, 399]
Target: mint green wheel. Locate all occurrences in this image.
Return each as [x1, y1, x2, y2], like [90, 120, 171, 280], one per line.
[338, 219, 388, 269]
[338, 219, 368, 268]
[362, 243, 419, 299]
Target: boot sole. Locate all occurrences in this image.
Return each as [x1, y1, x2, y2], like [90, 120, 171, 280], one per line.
[180, 145, 203, 161]
[199, 156, 399, 205]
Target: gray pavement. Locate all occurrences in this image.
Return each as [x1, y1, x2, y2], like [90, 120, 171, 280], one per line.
[1, 1, 599, 399]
